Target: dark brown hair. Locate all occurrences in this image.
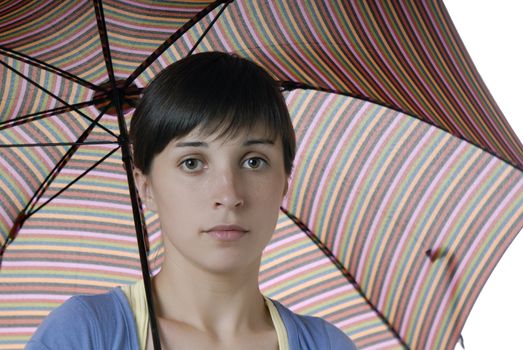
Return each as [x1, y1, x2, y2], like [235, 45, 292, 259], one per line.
[130, 52, 296, 175]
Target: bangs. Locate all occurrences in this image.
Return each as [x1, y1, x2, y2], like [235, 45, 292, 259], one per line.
[130, 52, 295, 175]
[163, 67, 285, 143]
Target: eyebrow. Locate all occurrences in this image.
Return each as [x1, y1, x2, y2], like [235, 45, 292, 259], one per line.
[243, 139, 274, 146]
[175, 141, 208, 148]
[174, 139, 274, 148]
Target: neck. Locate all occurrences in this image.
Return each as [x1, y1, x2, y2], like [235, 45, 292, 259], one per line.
[152, 248, 269, 335]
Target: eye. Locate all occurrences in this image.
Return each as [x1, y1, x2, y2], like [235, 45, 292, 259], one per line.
[242, 157, 267, 170]
[180, 158, 204, 172]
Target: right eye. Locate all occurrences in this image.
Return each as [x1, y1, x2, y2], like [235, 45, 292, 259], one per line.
[179, 158, 204, 172]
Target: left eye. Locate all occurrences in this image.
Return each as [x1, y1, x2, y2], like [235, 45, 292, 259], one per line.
[242, 157, 267, 169]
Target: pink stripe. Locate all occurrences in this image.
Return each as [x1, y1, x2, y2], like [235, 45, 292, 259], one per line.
[350, 4, 403, 102]
[0, 327, 37, 334]
[284, 93, 335, 205]
[62, 49, 102, 71]
[337, 310, 377, 327]
[430, 156, 496, 252]
[59, 168, 126, 180]
[259, 259, 327, 289]
[236, 2, 297, 81]
[10, 63, 29, 118]
[264, 233, 302, 253]
[335, 116, 402, 278]
[354, 116, 406, 280]
[0, 205, 13, 228]
[151, 265, 161, 275]
[157, 54, 173, 69]
[21, 229, 137, 242]
[352, 3, 428, 110]
[29, 17, 95, 57]
[375, 1, 439, 123]
[1, 294, 67, 301]
[32, 23, 98, 58]
[330, 102, 378, 254]
[45, 198, 131, 211]
[368, 127, 436, 235]
[292, 284, 352, 310]
[1, 2, 87, 47]
[426, 176, 523, 348]
[13, 127, 55, 169]
[106, 44, 153, 56]
[399, 3, 471, 134]
[3, 261, 140, 275]
[96, 143, 120, 150]
[205, 12, 233, 52]
[0, 157, 33, 196]
[0, 1, 50, 28]
[378, 140, 464, 309]
[400, 155, 496, 337]
[49, 114, 77, 142]
[413, 3, 501, 153]
[9, 93, 56, 168]
[367, 339, 404, 350]
[105, 18, 175, 33]
[112, 0, 203, 12]
[306, 99, 366, 252]
[148, 229, 162, 241]
[268, 1, 330, 86]
[322, 1, 366, 92]
[363, 127, 436, 289]
[324, 2, 387, 94]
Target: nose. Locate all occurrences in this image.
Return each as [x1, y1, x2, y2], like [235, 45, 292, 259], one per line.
[212, 169, 244, 209]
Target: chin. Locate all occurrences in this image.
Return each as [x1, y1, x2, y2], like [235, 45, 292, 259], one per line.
[200, 253, 261, 276]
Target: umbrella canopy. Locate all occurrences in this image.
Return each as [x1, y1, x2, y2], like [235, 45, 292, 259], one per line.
[1, 1, 522, 349]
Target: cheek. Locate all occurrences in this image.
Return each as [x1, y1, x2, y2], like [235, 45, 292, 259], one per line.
[249, 175, 286, 207]
[152, 181, 200, 217]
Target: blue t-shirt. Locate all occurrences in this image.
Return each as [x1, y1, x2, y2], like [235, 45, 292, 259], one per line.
[26, 288, 357, 349]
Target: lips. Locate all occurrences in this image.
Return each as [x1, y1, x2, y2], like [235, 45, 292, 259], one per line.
[204, 225, 248, 242]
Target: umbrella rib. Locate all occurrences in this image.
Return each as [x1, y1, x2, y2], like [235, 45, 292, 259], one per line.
[0, 100, 103, 131]
[123, 0, 233, 89]
[281, 81, 523, 172]
[28, 146, 120, 217]
[11, 105, 113, 235]
[280, 207, 410, 349]
[92, 0, 117, 88]
[0, 141, 119, 261]
[0, 59, 117, 138]
[0, 141, 118, 148]
[0, 46, 104, 92]
[186, 2, 230, 57]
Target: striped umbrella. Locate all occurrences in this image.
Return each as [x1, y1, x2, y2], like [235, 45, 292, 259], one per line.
[1, 1, 522, 349]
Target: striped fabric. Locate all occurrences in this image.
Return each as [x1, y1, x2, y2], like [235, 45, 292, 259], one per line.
[278, 90, 523, 349]
[1, 1, 522, 349]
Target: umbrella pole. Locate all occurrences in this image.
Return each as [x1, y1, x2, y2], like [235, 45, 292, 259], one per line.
[91, 1, 162, 347]
[114, 91, 162, 350]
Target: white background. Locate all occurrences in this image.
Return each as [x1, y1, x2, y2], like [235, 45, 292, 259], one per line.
[443, 1, 523, 349]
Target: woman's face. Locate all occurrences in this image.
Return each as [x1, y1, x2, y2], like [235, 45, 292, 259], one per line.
[136, 124, 288, 275]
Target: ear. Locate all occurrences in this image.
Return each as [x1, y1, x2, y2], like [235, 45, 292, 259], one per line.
[134, 168, 157, 212]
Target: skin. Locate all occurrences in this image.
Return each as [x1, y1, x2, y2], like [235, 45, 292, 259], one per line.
[134, 124, 288, 350]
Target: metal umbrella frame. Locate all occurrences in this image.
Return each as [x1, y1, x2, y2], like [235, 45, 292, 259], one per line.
[1, 1, 522, 349]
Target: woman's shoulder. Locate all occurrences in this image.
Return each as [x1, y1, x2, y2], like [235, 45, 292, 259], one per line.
[37, 288, 129, 326]
[26, 288, 138, 350]
[270, 299, 358, 350]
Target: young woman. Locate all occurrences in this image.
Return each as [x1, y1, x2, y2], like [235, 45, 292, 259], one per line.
[27, 52, 356, 349]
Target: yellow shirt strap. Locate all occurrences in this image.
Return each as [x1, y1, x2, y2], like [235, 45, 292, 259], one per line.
[265, 297, 290, 350]
[120, 279, 148, 350]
